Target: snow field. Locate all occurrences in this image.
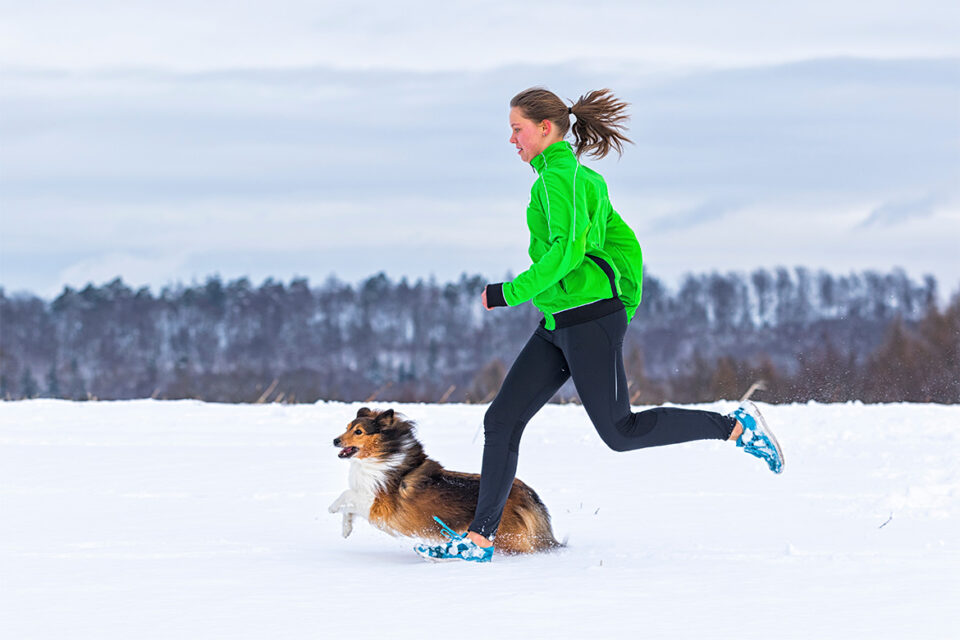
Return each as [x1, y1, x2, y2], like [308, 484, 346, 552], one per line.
[1, 400, 958, 639]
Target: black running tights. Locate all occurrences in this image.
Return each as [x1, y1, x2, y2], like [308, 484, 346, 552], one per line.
[468, 308, 736, 539]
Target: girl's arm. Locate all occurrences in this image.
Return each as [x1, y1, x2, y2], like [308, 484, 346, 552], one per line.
[485, 172, 588, 307]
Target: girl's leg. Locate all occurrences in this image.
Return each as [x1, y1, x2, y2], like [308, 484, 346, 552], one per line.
[468, 326, 570, 540]
[559, 309, 736, 452]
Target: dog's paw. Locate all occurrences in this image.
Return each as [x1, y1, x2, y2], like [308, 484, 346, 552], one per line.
[341, 512, 354, 538]
[327, 501, 342, 514]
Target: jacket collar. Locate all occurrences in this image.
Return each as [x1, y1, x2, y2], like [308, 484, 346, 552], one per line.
[531, 140, 575, 174]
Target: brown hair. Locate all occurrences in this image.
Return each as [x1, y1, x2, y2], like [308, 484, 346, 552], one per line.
[510, 87, 633, 160]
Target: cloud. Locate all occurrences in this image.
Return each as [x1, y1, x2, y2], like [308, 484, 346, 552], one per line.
[3, 57, 956, 204]
[648, 199, 746, 233]
[1, 57, 958, 297]
[857, 194, 942, 228]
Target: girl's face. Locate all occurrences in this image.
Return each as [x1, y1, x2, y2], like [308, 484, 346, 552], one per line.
[509, 106, 552, 163]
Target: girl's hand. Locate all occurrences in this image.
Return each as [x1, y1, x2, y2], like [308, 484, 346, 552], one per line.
[481, 288, 490, 310]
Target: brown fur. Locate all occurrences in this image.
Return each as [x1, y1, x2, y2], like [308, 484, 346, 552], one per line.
[330, 407, 559, 554]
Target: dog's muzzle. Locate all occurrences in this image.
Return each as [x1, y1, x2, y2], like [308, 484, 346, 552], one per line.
[333, 437, 358, 459]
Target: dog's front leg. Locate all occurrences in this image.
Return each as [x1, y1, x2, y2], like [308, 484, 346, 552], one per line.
[341, 511, 355, 538]
[328, 489, 359, 514]
[329, 490, 362, 538]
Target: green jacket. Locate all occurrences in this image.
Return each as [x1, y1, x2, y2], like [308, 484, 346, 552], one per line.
[487, 140, 643, 330]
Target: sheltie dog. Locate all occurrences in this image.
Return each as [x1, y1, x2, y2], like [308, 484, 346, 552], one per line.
[328, 407, 560, 554]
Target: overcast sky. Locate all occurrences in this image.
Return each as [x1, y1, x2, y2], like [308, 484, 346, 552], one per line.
[1, 1, 958, 298]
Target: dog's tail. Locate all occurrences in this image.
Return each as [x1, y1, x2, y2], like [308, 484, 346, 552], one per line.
[517, 506, 564, 552]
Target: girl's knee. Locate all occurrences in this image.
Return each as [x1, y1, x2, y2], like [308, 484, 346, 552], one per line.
[599, 433, 631, 452]
[483, 405, 509, 431]
[484, 407, 526, 451]
[595, 415, 643, 452]
[483, 407, 512, 440]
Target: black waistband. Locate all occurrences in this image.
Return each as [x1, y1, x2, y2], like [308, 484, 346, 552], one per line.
[546, 296, 625, 329]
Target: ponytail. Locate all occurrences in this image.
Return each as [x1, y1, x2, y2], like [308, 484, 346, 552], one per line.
[568, 89, 632, 160]
[510, 87, 633, 160]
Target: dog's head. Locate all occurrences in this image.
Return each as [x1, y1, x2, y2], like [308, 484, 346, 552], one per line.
[332, 407, 415, 460]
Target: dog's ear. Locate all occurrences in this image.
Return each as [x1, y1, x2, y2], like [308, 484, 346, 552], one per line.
[374, 409, 395, 427]
[356, 407, 372, 418]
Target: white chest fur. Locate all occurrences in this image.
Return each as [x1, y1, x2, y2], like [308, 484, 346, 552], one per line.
[329, 452, 409, 538]
[347, 456, 401, 515]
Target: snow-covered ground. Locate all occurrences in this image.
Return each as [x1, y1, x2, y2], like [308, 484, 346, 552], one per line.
[2, 400, 958, 639]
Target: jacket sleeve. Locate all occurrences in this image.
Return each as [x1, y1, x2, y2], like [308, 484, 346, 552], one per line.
[501, 171, 588, 306]
[604, 209, 643, 321]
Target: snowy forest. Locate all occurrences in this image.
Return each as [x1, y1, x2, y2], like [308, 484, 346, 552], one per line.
[1, 267, 958, 404]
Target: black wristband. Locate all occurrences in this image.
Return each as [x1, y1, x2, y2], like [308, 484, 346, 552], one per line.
[485, 283, 508, 308]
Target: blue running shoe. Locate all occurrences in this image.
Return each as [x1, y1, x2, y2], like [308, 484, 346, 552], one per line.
[414, 516, 494, 563]
[730, 400, 785, 474]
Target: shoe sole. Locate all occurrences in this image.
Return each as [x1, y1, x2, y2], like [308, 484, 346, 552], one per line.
[745, 400, 785, 474]
[414, 547, 491, 563]
[418, 555, 459, 563]
[416, 553, 489, 564]
[414, 547, 448, 563]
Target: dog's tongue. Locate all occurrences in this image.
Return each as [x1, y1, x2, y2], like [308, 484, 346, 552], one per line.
[338, 446, 358, 459]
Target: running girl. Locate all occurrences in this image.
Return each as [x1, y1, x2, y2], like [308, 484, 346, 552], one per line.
[415, 87, 784, 563]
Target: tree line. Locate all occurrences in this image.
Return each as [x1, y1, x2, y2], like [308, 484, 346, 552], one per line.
[1, 267, 957, 404]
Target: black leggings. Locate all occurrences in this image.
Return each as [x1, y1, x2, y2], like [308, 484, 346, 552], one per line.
[468, 308, 736, 539]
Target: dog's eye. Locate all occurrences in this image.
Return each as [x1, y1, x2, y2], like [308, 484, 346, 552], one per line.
[354, 429, 362, 435]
